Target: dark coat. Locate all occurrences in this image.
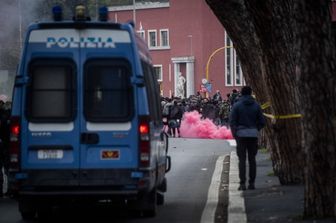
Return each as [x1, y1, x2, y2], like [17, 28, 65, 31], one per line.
[229, 95, 265, 138]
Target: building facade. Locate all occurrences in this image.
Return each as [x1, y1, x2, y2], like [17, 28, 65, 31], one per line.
[108, 0, 244, 98]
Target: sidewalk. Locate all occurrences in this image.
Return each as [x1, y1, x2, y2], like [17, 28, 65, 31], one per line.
[228, 150, 335, 223]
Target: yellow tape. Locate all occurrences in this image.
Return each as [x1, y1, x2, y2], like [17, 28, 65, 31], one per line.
[263, 113, 302, 120]
[261, 102, 271, 110]
[260, 102, 302, 119]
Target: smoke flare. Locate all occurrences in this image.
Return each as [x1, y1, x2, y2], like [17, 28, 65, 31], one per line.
[179, 111, 233, 139]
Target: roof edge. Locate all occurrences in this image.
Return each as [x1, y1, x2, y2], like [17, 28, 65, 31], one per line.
[108, 2, 170, 12]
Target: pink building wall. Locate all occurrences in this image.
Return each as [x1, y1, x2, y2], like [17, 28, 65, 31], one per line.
[108, 0, 236, 98]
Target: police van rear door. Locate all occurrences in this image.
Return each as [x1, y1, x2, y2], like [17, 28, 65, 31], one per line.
[22, 28, 80, 187]
[78, 28, 139, 186]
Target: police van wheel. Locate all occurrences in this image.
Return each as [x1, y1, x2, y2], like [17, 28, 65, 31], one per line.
[157, 177, 167, 192]
[37, 205, 53, 220]
[128, 188, 157, 218]
[156, 191, 164, 205]
[143, 188, 157, 217]
[19, 199, 37, 220]
[21, 211, 36, 220]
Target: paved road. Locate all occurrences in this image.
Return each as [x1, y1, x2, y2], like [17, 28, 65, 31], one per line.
[0, 138, 233, 223]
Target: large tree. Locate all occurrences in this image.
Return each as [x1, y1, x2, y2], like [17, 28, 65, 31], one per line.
[205, 0, 304, 185]
[205, 0, 336, 218]
[244, 0, 304, 184]
[294, 0, 336, 218]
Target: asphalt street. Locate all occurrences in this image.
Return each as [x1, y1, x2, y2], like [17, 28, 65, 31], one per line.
[0, 138, 233, 223]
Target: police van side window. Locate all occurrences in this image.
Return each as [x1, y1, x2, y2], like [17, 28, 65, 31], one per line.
[84, 59, 133, 122]
[150, 65, 163, 122]
[142, 60, 161, 125]
[26, 59, 76, 122]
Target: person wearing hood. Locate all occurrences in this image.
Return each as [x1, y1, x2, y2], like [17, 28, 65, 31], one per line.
[229, 86, 266, 191]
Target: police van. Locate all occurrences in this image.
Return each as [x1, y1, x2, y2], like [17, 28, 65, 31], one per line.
[8, 5, 170, 219]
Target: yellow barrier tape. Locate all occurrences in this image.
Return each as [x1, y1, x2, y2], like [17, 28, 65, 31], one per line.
[261, 102, 271, 110]
[260, 101, 302, 119]
[263, 113, 302, 120]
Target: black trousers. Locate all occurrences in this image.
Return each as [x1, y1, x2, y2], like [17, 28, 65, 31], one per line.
[236, 137, 258, 185]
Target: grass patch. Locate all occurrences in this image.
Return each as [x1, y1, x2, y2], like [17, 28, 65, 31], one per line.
[267, 171, 275, 176]
[258, 147, 269, 154]
[292, 214, 304, 221]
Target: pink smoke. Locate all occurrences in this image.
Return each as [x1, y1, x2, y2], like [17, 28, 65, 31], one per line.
[179, 111, 233, 139]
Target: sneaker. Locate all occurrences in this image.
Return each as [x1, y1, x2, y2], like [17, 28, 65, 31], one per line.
[248, 184, 255, 190]
[238, 184, 246, 191]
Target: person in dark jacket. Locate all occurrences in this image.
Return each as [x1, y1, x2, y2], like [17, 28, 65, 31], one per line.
[229, 86, 265, 190]
[168, 100, 182, 137]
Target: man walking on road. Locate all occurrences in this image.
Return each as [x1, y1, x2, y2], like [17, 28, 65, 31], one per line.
[229, 86, 265, 190]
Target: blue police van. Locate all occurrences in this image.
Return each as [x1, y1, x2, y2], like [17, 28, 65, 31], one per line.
[8, 5, 170, 220]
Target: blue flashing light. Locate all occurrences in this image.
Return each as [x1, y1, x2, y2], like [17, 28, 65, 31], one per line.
[99, 6, 108, 21]
[52, 5, 63, 21]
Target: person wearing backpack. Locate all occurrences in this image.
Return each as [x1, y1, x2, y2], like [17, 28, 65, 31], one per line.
[168, 100, 182, 137]
[161, 98, 171, 132]
[218, 99, 231, 126]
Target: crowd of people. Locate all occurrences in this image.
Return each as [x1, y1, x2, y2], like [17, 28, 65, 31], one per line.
[160, 89, 241, 137]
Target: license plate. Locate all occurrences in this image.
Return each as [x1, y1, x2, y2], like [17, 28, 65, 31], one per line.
[37, 150, 63, 159]
[101, 150, 120, 160]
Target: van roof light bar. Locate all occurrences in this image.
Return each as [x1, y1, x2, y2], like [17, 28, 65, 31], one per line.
[99, 6, 108, 21]
[52, 5, 63, 21]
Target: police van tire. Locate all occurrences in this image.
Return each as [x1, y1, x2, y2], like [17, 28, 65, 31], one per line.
[37, 203, 53, 220]
[128, 188, 157, 217]
[37, 208, 51, 220]
[21, 211, 36, 220]
[19, 199, 36, 220]
[156, 191, 164, 205]
[157, 177, 167, 192]
[142, 188, 157, 217]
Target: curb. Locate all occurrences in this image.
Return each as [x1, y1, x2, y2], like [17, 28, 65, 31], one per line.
[228, 150, 247, 223]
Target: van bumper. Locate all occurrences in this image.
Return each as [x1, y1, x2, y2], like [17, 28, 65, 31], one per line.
[8, 168, 157, 198]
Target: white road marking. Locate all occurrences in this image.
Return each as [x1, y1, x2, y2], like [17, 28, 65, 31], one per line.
[227, 139, 237, 147]
[200, 155, 226, 223]
[228, 151, 247, 223]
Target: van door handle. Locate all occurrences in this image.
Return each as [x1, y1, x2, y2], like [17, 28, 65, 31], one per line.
[81, 133, 99, 144]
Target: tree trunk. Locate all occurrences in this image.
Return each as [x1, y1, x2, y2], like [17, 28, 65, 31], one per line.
[206, 0, 336, 218]
[205, 0, 304, 184]
[294, 0, 336, 218]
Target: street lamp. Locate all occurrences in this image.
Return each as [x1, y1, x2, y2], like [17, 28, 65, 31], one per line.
[205, 46, 232, 81]
[188, 34, 193, 56]
[133, 0, 136, 26]
[18, 0, 23, 50]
